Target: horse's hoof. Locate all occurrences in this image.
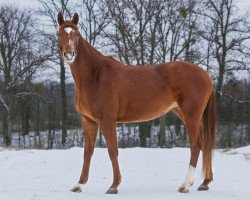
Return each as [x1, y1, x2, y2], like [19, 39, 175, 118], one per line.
[197, 185, 209, 191]
[106, 188, 118, 194]
[71, 184, 83, 193]
[178, 187, 189, 193]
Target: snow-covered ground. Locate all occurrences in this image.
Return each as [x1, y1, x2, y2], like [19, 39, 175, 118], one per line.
[0, 146, 250, 200]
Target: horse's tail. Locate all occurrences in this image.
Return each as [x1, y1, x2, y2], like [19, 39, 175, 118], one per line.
[199, 89, 217, 182]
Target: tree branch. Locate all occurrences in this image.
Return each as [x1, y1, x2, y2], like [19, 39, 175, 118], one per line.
[217, 91, 250, 104]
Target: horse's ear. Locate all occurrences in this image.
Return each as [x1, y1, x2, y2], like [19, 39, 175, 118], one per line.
[72, 13, 79, 25]
[57, 12, 64, 26]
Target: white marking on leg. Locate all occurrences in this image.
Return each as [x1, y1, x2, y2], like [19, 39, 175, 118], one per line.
[179, 165, 196, 190]
[64, 27, 73, 34]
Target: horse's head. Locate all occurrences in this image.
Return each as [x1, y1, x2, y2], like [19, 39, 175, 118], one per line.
[57, 12, 80, 63]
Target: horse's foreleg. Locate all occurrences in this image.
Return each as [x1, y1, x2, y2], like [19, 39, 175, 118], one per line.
[71, 117, 98, 193]
[100, 119, 121, 194]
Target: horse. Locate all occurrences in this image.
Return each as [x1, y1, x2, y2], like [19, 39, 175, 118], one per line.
[57, 12, 217, 194]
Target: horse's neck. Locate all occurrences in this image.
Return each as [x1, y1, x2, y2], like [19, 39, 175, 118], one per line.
[69, 37, 105, 89]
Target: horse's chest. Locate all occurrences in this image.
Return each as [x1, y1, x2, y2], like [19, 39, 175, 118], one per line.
[75, 94, 97, 121]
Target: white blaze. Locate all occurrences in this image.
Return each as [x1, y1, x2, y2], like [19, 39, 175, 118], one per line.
[64, 27, 73, 34]
[64, 27, 74, 46]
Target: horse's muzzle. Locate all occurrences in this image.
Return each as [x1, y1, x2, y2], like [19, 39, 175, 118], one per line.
[63, 52, 75, 62]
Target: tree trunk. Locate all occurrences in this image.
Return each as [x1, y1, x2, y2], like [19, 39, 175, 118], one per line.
[48, 121, 52, 149]
[0, 91, 12, 146]
[139, 122, 151, 147]
[2, 109, 11, 146]
[158, 115, 166, 148]
[35, 100, 40, 148]
[59, 56, 68, 146]
[48, 100, 53, 149]
[98, 130, 103, 147]
[174, 117, 182, 146]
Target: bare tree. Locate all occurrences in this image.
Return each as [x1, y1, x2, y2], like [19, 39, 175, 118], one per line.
[79, 0, 110, 46]
[198, 0, 250, 101]
[104, 0, 164, 65]
[38, 0, 79, 146]
[0, 5, 52, 146]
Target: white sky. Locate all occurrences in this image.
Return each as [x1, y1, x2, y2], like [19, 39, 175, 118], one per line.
[0, 0, 39, 8]
[237, 0, 250, 11]
[1, 0, 250, 81]
[1, 0, 250, 9]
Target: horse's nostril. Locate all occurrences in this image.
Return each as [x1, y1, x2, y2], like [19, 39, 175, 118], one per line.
[64, 52, 74, 57]
[63, 51, 75, 62]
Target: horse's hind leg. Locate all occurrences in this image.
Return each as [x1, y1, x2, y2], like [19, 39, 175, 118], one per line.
[71, 117, 98, 193]
[178, 121, 201, 193]
[197, 144, 213, 191]
[173, 106, 202, 193]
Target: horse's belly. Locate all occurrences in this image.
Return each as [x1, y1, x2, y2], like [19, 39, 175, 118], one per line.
[117, 101, 177, 123]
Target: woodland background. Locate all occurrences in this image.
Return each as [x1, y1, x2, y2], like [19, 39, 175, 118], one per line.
[0, 0, 250, 149]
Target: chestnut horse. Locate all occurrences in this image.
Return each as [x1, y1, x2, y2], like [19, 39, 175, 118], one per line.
[57, 13, 217, 194]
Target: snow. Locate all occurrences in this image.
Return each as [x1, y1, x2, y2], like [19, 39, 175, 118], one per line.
[0, 146, 250, 200]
